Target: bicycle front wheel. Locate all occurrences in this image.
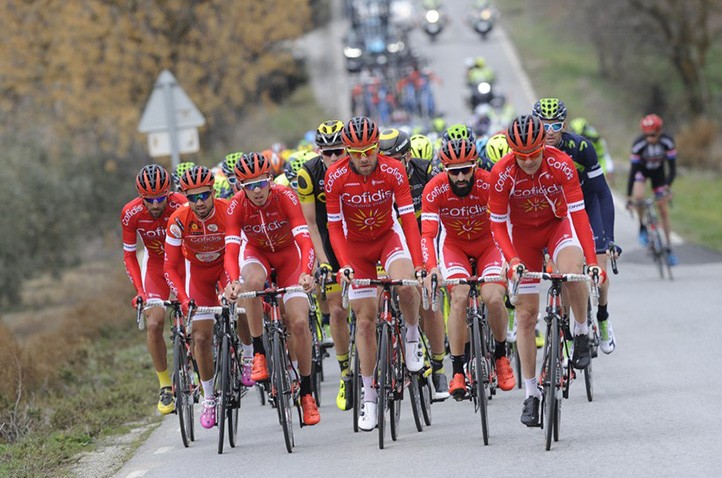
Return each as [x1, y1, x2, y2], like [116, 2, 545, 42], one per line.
[544, 317, 560, 451]
[173, 333, 192, 448]
[217, 334, 230, 454]
[273, 331, 294, 453]
[389, 333, 403, 442]
[351, 341, 361, 433]
[227, 343, 241, 448]
[471, 317, 489, 445]
[377, 326, 389, 450]
[420, 373, 432, 426]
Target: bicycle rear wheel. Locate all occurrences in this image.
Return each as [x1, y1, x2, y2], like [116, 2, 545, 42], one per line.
[173, 333, 192, 448]
[217, 334, 230, 454]
[377, 327, 389, 450]
[273, 331, 294, 453]
[408, 373, 423, 432]
[420, 373, 432, 426]
[311, 342, 322, 407]
[471, 317, 489, 446]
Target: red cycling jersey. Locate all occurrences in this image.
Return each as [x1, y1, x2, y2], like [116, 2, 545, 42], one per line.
[121, 192, 187, 295]
[488, 146, 597, 266]
[324, 154, 423, 269]
[420, 169, 495, 270]
[164, 199, 230, 303]
[224, 185, 315, 281]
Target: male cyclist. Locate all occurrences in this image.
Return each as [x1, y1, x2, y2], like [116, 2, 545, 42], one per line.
[224, 153, 320, 426]
[533, 98, 619, 353]
[628, 113, 677, 265]
[122, 164, 187, 414]
[420, 139, 516, 397]
[297, 120, 354, 411]
[379, 128, 450, 400]
[489, 115, 601, 427]
[164, 166, 230, 429]
[172, 161, 196, 192]
[325, 116, 425, 431]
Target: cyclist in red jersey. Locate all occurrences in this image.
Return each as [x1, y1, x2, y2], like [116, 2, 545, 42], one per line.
[224, 152, 320, 426]
[420, 139, 516, 397]
[164, 165, 231, 430]
[122, 164, 187, 415]
[325, 116, 425, 432]
[488, 115, 601, 428]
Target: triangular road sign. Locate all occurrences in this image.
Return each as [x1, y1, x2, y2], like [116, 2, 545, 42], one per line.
[138, 70, 205, 133]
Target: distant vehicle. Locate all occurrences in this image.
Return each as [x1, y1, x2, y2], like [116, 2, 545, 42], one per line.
[468, 2, 498, 40]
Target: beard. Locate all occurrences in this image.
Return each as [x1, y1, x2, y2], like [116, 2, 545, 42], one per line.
[449, 178, 473, 197]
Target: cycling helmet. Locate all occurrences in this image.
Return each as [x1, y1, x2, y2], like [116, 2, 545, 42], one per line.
[532, 98, 568, 122]
[442, 123, 476, 143]
[315, 120, 344, 148]
[213, 176, 233, 199]
[234, 152, 270, 181]
[568, 118, 600, 141]
[379, 128, 411, 157]
[485, 133, 511, 164]
[342, 116, 379, 148]
[439, 139, 477, 166]
[410, 134, 433, 161]
[506, 115, 546, 152]
[179, 165, 214, 191]
[640, 114, 663, 134]
[136, 164, 170, 197]
[222, 152, 242, 178]
[172, 161, 196, 189]
[430, 117, 447, 134]
[287, 150, 320, 179]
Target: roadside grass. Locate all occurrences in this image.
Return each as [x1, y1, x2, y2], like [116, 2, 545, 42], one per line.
[497, 0, 722, 252]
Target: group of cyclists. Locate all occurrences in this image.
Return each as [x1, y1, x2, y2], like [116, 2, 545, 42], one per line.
[122, 96, 679, 440]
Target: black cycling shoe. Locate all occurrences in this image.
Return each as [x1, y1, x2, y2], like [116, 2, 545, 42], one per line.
[521, 396, 541, 427]
[571, 334, 591, 369]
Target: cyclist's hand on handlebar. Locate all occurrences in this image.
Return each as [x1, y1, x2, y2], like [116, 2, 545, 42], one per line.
[587, 264, 606, 285]
[414, 267, 425, 284]
[506, 258, 526, 283]
[423, 267, 440, 293]
[607, 242, 622, 258]
[317, 262, 333, 282]
[131, 292, 147, 309]
[180, 297, 192, 316]
[225, 280, 243, 301]
[337, 266, 354, 284]
[299, 272, 315, 293]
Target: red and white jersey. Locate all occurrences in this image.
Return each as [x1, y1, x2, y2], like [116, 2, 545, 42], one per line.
[420, 169, 494, 270]
[488, 146, 597, 265]
[324, 154, 423, 269]
[224, 185, 315, 281]
[120, 192, 187, 293]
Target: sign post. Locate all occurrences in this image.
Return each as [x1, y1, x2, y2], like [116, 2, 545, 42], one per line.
[138, 70, 205, 169]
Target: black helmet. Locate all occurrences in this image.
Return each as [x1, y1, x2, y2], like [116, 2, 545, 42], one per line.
[379, 128, 411, 157]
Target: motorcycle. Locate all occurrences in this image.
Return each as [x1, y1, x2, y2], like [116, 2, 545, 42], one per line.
[467, 80, 496, 110]
[470, 4, 497, 40]
[421, 8, 445, 42]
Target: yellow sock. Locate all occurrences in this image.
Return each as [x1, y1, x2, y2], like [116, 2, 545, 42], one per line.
[337, 353, 350, 376]
[157, 369, 172, 389]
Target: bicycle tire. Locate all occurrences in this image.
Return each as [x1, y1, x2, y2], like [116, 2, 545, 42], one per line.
[408, 373, 423, 432]
[227, 344, 240, 448]
[273, 331, 294, 453]
[217, 334, 230, 454]
[311, 344, 322, 407]
[389, 333, 402, 442]
[544, 316, 559, 451]
[173, 333, 192, 448]
[377, 326, 389, 450]
[189, 357, 199, 442]
[471, 317, 489, 445]
[584, 352, 594, 402]
[420, 374, 432, 426]
[257, 383, 266, 406]
[649, 226, 665, 279]
[351, 343, 361, 433]
[510, 342, 522, 389]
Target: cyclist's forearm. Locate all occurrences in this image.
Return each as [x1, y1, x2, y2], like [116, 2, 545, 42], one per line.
[626, 162, 640, 197]
[589, 175, 616, 242]
[307, 221, 330, 265]
[667, 159, 676, 186]
[123, 251, 144, 293]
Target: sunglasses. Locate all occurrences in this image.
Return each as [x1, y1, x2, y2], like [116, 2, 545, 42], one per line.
[143, 195, 168, 204]
[446, 165, 474, 176]
[241, 179, 271, 191]
[543, 122, 564, 132]
[186, 190, 212, 202]
[513, 146, 544, 160]
[347, 144, 378, 158]
[322, 148, 345, 157]
[226, 175, 237, 185]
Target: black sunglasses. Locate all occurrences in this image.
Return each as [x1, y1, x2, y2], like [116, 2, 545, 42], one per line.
[322, 148, 345, 157]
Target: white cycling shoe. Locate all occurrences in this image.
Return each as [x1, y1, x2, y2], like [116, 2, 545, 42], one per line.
[405, 340, 424, 372]
[358, 401, 378, 431]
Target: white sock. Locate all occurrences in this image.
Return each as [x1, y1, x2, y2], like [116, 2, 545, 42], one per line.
[362, 375, 377, 403]
[242, 343, 253, 359]
[524, 378, 541, 399]
[405, 324, 420, 342]
[202, 379, 214, 400]
[575, 320, 589, 336]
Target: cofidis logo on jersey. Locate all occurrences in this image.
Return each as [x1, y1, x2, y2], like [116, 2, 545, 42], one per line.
[341, 189, 393, 205]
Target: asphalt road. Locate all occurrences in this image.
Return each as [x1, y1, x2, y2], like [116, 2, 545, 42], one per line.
[111, 1, 722, 476]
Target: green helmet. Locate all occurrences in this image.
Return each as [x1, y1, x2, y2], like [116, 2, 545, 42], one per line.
[485, 133, 511, 164]
[568, 118, 600, 141]
[410, 134, 433, 161]
[173, 161, 196, 189]
[222, 152, 243, 178]
[431, 117, 447, 134]
[287, 150, 320, 180]
[443, 123, 475, 142]
[532, 98, 568, 121]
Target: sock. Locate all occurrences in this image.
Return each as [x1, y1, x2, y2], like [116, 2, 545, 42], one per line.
[336, 353, 350, 376]
[252, 335, 265, 356]
[597, 304, 609, 322]
[300, 375, 312, 396]
[321, 313, 330, 326]
[242, 343, 253, 359]
[362, 375, 377, 403]
[524, 378, 541, 399]
[157, 369, 172, 389]
[405, 323, 420, 342]
[202, 379, 214, 400]
[575, 320, 589, 336]
[494, 340, 507, 361]
[451, 355, 465, 376]
[431, 352, 445, 374]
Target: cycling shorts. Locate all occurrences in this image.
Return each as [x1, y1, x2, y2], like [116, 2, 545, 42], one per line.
[141, 258, 171, 303]
[634, 167, 668, 193]
[348, 223, 411, 301]
[439, 236, 504, 290]
[240, 242, 307, 303]
[184, 260, 229, 321]
[512, 217, 578, 295]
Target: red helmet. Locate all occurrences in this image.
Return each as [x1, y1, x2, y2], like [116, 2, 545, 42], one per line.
[342, 116, 379, 148]
[439, 139, 477, 166]
[136, 164, 170, 197]
[179, 165, 214, 191]
[506, 115, 546, 152]
[640, 114, 663, 134]
[234, 152, 270, 181]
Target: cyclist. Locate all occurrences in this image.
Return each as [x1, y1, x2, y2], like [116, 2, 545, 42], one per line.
[297, 120, 354, 411]
[410, 133, 434, 161]
[420, 139, 516, 397]
[442, 123, 476, 143]
[285, 150, 320, 192]
[172, 161, 195, 191]
[569, 117, 615, 185]
[326, 116, 425, 431]
[164, 166, 230, 429]
[224, 152, 320, 426]
[488, 115, 601, 427]
[379, 128, 450, 399]
[122, 164, 187, 415]
[478, 132, 509, 172]
[533, 98, 618, 353]
[627, 113, 677, 265]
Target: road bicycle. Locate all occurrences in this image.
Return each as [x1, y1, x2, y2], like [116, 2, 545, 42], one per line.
[635, 197, 673, 280]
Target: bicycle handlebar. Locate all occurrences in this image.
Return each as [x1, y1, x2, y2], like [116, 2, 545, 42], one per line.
[234, 285, 305, 300]
[135, 298, 165, 331]
[441, 275, 504, 286]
